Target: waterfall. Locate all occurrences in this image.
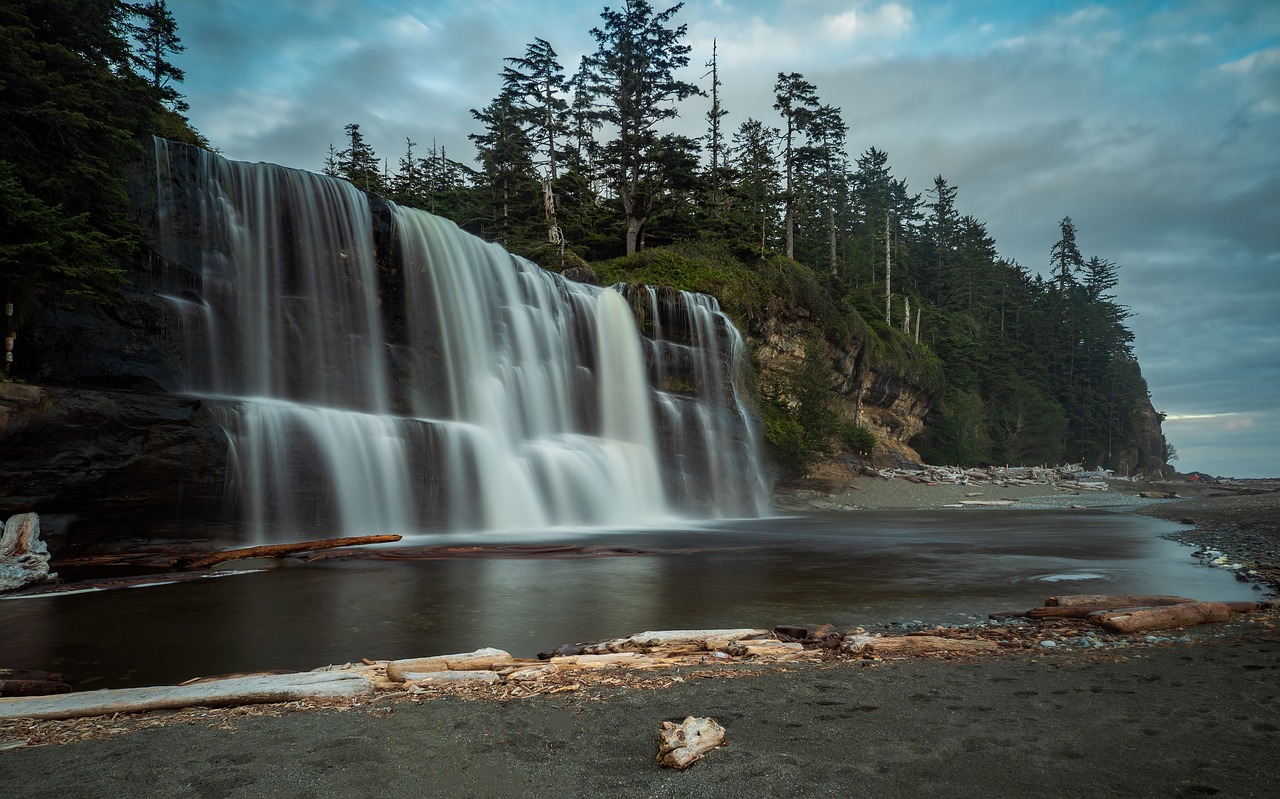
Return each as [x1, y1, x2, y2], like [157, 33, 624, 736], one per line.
[147, 139, 770, 541]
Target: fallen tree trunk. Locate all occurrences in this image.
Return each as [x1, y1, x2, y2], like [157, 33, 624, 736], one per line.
[385, 648, 513, 681]
[0, 672, 373, 721]
[1046, 594, 1196, 608]
[1089, 602, 1234, 634]
[178, 535, 402, 570]
[844, 635, 998, 656]
[0, 679, 72, 697]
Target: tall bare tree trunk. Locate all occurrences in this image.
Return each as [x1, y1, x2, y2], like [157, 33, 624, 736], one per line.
[884, 213, 892, 326]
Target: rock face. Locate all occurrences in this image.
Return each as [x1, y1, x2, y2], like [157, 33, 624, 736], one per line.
[0, 382, 230, 550]
[749, 301, 936, 469]
[1112, 395, 1172, 477]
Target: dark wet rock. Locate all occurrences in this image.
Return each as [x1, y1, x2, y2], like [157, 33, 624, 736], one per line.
[0, 385, 230, 551]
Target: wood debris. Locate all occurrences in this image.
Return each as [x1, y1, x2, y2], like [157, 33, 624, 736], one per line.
[873, 464, 1111, 492]
[656, 716, 726, 770]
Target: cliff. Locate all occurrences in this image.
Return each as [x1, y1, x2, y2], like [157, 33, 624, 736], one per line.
[747, 299, 937, 479]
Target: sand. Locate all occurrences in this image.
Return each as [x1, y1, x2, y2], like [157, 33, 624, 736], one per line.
[2, 476, 1278, 797]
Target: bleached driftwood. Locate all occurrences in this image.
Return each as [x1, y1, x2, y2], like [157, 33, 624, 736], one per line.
[0, 672, 373, 721]
[1089, 602, 1234, 634]
[401, 670, 500, 685]
[550, 653, 659, 669]
[843, 634, 998, 656]
[656, 716, 727, 770]
[0, 512, 54, 591]
[606, 629, 771, 653]
[178, 535, 402, 570]
[385, 648, 513, 681]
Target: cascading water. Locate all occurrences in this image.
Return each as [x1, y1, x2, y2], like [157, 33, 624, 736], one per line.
[147, 139, 769, 541]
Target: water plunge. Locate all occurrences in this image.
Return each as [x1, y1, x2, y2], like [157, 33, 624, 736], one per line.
[146, 139, 770, 541]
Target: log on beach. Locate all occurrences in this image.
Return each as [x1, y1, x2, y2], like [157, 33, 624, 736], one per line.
[1089, 602, 1235, 634]
[0, 672, 374, 721]
[1045, 595, 1196, 608]
[844, 635, 999, 656]
[177, 535, 402, 570]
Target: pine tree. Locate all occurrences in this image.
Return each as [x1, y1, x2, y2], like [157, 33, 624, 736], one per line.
[581, 0, 702, 254]
[470, 89, 540, 249]
[729, 118, 781, 255]
[126, 0, 187, 112]
[701, 38, 730, 221]
[335, 123, 382, 192]
[772, 73, 819, 260]
[1, 0, 159, 313]
[502, 38, 569, 183]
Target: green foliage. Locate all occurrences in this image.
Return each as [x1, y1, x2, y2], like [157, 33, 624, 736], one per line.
[917, 388, 992, 466]
[593, 239, 770, 327]
[759, 335, 841, 475]
[842, 424, 877, 458]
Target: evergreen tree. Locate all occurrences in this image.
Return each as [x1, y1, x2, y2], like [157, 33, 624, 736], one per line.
[0, 0, 160, 313]
[581, 0, 702, 255]
[125, 0, 187, 112]
[335, 123, 383, 193]
[728, 118, 781, 255]
[772, 72, 819, 259]
[502, 38, 569, 183]
[701, 38, 730, 222]
[470, 89, 541, 249]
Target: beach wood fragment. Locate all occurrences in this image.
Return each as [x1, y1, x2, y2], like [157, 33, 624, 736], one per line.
[385, 648, 512, 681]
[0, 679, 72, 697]
[843, 634, 999, 656]
[1089, 602, 1234, 633]
[1046, 595, 1196, 608]
[656, 716, 726, 770]
[178, 535, 402, 570]
[402, 670, 500, 685]
[0, 672, 374, 721]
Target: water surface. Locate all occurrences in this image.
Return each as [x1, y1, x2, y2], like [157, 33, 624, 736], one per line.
[0, 510, 1255, 689]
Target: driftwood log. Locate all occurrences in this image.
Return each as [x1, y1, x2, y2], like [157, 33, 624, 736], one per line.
[178, 535, 402, 570]
[656, 716, 726, 770]
[844, 634, 998, 656]
[1089, 602, 1235, 634]
[0, 672, 373, 721]
[1045, 595, 1196, 608]
[385, 648, 513, 681]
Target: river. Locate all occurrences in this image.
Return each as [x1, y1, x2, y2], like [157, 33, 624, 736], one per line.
[0, 509, 1256, 689]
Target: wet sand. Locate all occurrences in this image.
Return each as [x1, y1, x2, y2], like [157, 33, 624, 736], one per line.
[3, 479, 1278, 797]
[2, 624, 1277, 798]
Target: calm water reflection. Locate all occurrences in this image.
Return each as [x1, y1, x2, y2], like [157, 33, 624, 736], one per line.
[0, 510, 1257, 688]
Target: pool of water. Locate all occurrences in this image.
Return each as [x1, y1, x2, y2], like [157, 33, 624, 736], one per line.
[0, 509, 1256, 688]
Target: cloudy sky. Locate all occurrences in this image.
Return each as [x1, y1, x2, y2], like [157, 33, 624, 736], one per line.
[170, 0, 1279, 478]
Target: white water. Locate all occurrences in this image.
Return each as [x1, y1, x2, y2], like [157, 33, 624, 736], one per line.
[149, 139, 770, 541]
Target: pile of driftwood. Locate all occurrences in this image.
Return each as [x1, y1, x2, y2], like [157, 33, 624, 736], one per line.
[874, 464, 1110, 492]
[2, 595, 1275, 723]
[993, 593, 1273, 633]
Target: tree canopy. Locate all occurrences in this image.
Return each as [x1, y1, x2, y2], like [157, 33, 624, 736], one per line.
[0, 0, 204, 315]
